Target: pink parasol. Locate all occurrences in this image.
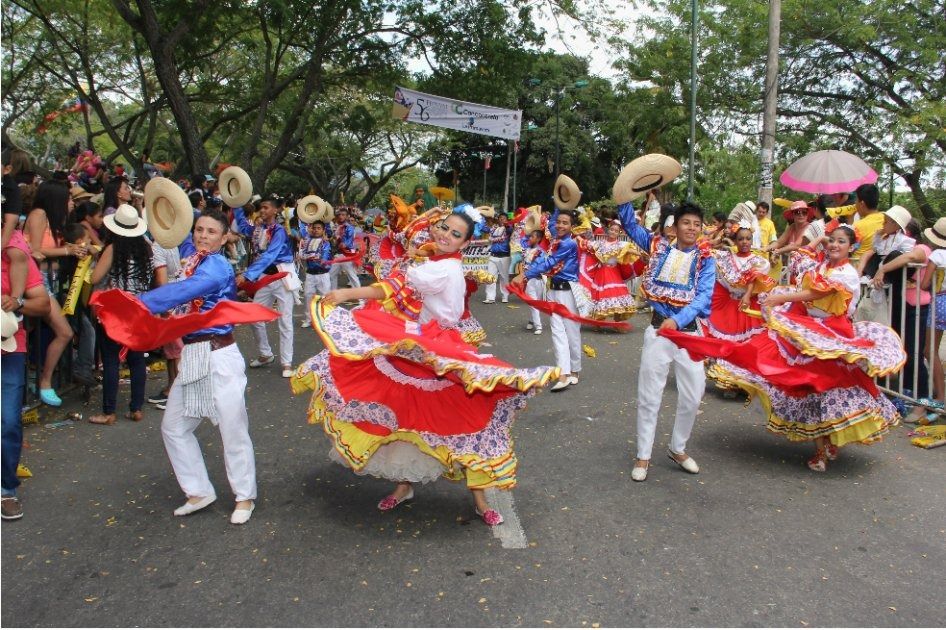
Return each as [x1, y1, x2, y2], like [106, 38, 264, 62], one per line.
[779, 150, 878, 194]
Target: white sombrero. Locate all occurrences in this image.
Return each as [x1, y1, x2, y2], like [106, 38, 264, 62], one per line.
[613, 154, 682, 204]
[218, 166, 253, 208]
[553, 175, 582, 211]
[104, 204, 148, 238]
[475, 205, 496, 219]
[1, 310, 18, 352]
[144, 177, 193, 248]
[296, 195, 333, 224]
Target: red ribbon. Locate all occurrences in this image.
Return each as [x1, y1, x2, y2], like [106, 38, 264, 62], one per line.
[237, 272, 288, 297]
[90, 289, 279, 351]
[508, 283, 632, 330]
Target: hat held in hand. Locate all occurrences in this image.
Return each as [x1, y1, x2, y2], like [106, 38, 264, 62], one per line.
[553, 174, 582, 211]
[613, 154, 682, 204]
[144, 177, 193, 248]
[218, 166, 253, 208]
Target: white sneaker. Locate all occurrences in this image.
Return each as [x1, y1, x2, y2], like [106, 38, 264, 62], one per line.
[631, 464, 648, 482]
[482, 299, 495, 304]
[534, 328, 543, 335]
[526, 322, 534, 330]
[567, 374, 579, 386]
[230, 502, 255, 525]
[300, 320, 311, 328]
[249, 356, 275, 368]
[282, 366, 293, 378]
[501, 297, 509, 303]
[550, 380, 569, 392]
[173, 494, 216, 516]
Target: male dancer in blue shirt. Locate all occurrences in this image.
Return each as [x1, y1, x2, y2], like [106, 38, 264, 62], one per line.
[513, 209, 581, 392]
[618, 201, 715, 481]
[328, 207, 362, 291]
[484, 213, 512, 303]
[234, 195, 296, 377]
[139, 210, 257, 524]
[298, 219, 333, 328]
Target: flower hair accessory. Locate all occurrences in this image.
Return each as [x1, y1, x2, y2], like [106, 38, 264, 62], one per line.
[452, 203, 486, 238]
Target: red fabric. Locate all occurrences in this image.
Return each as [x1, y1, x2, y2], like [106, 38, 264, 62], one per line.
[507, 283, 632, 331]
[329, 240, 366, 265]
[578, 252, 634, 304]
[659, 327, 879, 397]
[704, 282, 764, 339]
[329, 354, 510, 435]
[351, 307, 515, 369]
[90, 289, 279, 350]
[238, 272, 287, 297]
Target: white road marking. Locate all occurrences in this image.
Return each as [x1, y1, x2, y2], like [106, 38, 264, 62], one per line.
[483, 488, 528, 549]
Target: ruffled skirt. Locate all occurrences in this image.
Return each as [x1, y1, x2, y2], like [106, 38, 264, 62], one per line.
[663, 300, 906, 446]
[292, 301, 559, 488]
[578, 258, 637, 320]
[699, 282, 767, 342]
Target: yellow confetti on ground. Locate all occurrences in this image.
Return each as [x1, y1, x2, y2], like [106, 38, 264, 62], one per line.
[16, 464, 32, 478]
[582, 344, 597, 358]
[22, 409, 39, 425]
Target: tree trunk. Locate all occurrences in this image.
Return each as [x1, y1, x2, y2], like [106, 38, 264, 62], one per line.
[901, 170, 937, 225]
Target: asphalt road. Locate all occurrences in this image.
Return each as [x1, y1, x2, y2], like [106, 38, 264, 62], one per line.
[3, 288, 944, 627]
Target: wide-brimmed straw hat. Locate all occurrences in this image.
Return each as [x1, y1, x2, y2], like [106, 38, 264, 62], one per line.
[782, 200, 815, 222]
[553, 174, 582, 211]
[218, 166, 253, 208]
[104, 204, 148, 238]
[70, 186, 93, 203]
[1, 310, 18, 352]
[296, 195, 331, 224]
[924, 217, 946, 248]
[475, 205, 496, 219]
[612, 154, 682, 204]
[523, 206, 544, 233]
[884, 205, 912, 231]
[144, 177, 193, 247]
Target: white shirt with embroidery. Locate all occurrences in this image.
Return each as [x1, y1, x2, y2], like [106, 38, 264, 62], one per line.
[407, 257, 466, 328]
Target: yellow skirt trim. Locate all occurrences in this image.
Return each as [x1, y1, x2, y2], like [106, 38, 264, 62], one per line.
[300, 374, 516, 489]
[708, 364, 895, 447]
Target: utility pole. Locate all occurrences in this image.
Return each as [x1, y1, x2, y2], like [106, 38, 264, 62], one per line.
[758, 0, 781, 207]
[687, 0, 698, 201]
[554, 89, 562, 178]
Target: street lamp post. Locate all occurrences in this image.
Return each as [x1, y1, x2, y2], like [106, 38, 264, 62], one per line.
[529, 78, 588, 178]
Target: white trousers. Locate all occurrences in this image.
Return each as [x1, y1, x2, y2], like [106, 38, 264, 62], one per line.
[302, 272, 331, 322]
[485, 256, 511, 301]
[161, 344, 257, 501]
[252, 280, 294, 366]
[329, 259, 361, 290]
[526, 277, 545, 329]
[548, 288, 581, 374]
[635, 326, 705, 460]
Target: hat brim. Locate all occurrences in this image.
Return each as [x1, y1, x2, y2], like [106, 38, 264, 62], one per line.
[144, 177, 195, 248]
[1, 337, 16, 353]
[218, 166, 253, 208]
[103, 214, 148, 238]
[924, 227, 946, 248]
[296, 195, 327, 224]
[553, 175, 582, 211]
[613, 154, 682, 205]
[782, 206, 816, 222]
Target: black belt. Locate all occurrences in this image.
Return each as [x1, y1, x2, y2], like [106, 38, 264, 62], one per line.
[184, 332, 235, 350]
[491, 253, 510, 258]
[651, 312, 697, 333]
[549, 280, 571, 291]
[306, 270, 328, 275]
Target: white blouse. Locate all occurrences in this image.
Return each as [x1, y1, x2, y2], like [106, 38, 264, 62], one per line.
[407, 257, 466, 327]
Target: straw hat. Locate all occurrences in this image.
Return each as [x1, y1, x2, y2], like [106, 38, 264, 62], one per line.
[144, 177, 193, 247]
[924, 217, 946, 248]
[70, 186, 93, 203]
[296, 195, 330, 224]
[1, 310, 18, 352]
[884, 205, 912, 231]
[523, 206, 543, 233]
[218, 166, 253, 208]
[104, 204, 148, 238]
[553, 174, 582, 211]
[475, 205, 496, 219]
[612, 154, 682, 204]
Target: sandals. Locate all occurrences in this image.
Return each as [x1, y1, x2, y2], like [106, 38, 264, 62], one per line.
[475, 507, 504, 526]
[249, 355, 275, 368]
[807, 449, 827, 472]
[377, 487, 414, 512]
[89, 414, 116, 425]
[125, 411, 143, 422]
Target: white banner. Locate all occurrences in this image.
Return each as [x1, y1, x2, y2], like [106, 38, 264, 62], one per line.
[392, 86, 522, 140]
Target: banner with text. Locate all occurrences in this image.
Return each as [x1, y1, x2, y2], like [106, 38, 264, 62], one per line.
[392, 86, 521, 140]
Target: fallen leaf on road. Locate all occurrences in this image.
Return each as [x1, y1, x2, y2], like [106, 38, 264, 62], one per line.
[582, 344, 597, 358]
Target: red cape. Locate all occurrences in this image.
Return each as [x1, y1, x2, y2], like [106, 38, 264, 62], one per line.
[90, 289, 279, 350]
